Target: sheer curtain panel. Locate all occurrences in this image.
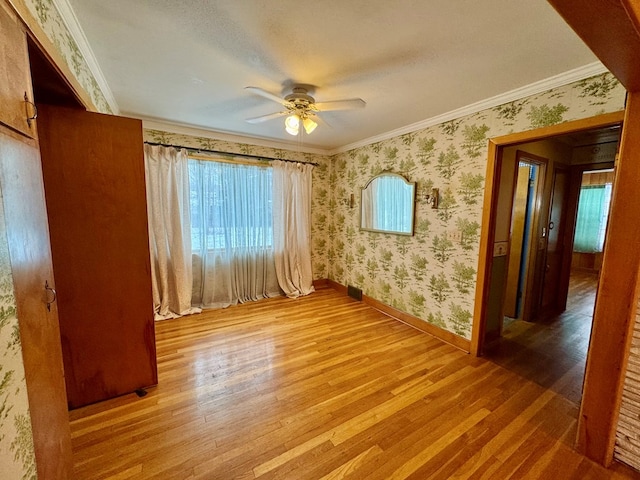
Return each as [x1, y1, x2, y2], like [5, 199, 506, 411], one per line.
[574, 184, 612, 253]
[189, 159, 281, 308]
[144, 145, 199, 320]
[272, 160, 315, 298]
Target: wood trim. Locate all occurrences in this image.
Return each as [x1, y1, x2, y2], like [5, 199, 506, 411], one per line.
[326, 278, 347, 294]
[312, 278, 330, 289]
[326, 279, 471, 353]
[363, 295, 471, 353]
[547, 0, 640, 92]
[471, 139, 501, 356]
[577, 93, 640, 465]
[491, 111, 626, 146]
[6, 0, 96, 111]
[621, 0, 640, 40]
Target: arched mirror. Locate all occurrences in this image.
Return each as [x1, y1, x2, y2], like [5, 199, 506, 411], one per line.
[360, 172, 416, 235]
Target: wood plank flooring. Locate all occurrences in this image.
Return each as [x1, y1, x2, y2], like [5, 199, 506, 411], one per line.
[69, 285, 640, 479]
[483, 270, 599, 406]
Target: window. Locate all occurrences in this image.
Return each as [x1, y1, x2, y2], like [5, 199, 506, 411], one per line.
[188, 159, 273, 251]
[573, 183, 612, 253]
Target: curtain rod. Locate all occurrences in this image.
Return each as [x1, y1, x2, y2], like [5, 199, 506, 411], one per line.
[143, 141, 319, 167]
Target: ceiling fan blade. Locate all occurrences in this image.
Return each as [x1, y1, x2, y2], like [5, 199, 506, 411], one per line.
[312, 112, 331, 129]
[245, 86, 285, 105]
[245, 111, 288, 124]
[314, 98, 366, 111]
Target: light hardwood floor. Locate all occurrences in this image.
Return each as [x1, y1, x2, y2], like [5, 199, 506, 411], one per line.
[483, 270, 600, 406]
[69, 285, 640, 479]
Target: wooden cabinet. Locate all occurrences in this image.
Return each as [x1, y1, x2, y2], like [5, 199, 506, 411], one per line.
[0, 2, 72, 478]
[37, 104, 157, 409]
[0, 1, 35, 138]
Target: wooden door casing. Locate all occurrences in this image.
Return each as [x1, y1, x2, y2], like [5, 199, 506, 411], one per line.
[37, 104, 157, 409]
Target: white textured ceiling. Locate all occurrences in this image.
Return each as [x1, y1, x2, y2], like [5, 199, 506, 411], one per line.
[66, 0, 600, 152]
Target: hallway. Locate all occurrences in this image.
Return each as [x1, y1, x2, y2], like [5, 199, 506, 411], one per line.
[483, 270, 598, 406]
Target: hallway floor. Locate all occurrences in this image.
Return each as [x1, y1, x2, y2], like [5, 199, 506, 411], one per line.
[483, 270, 599, 406]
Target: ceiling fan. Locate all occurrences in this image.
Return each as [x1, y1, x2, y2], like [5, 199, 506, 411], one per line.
[245, 85, 366, 135]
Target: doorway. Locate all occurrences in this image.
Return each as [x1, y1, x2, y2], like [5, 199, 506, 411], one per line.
[477, 122, 621, 404]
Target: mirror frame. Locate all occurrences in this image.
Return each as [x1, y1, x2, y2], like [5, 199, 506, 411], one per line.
[360, 171, 416, 236]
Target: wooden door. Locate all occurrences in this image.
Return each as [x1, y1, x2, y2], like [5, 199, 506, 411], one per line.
[504, 163, 532, 318]
[540, 166, 570, 315]
[0, 127, 72, 478]
[518, 154, 547, 323]
[37, 104, 157, 409]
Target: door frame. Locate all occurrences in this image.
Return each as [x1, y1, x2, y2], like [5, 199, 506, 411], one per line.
[471, 110, 625, 460]
[472, 111, 624, 355]
[513, 152, 548, 323]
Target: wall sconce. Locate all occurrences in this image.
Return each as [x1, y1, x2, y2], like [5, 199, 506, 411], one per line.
[423, 187, 439, 209]
[342, 193, 355, 209]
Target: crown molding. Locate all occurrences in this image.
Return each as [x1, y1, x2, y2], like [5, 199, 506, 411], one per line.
[52, 0, 120, 114]
[137, 115, 331, 157]
[330, 61, 610, 155]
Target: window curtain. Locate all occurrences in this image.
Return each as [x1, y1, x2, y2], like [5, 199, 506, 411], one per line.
[144, 145, 200, 320]
[189, 159, 281, 309]
[574, 184, 612, 253]
[272, 160, 315, 298]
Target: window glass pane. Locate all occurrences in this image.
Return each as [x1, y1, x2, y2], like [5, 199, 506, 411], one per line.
[189, 160, 273, 251]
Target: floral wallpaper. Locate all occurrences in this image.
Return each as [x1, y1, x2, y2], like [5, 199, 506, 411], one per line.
[318, 72, 626, 340]
[0, 199, 36, 480]
[22, 0, 112, 113]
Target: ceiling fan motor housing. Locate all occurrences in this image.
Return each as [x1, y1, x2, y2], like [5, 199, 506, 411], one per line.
[285, 87, 316, 111]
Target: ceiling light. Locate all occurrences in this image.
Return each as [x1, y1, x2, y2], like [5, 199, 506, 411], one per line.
[302, 117, 317, 134]
[285, 114, 299, 135]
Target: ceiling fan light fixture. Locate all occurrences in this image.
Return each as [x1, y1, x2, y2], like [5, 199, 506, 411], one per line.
[285, 114, 299, 135]
[302, 117, 317, 134]
[246, 85, 364, 136]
